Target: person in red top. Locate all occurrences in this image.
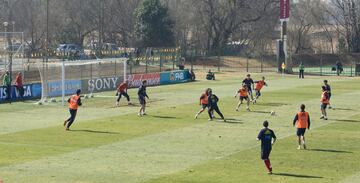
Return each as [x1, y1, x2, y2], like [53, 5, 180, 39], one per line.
[64, 89, 82, 131]
[253, 76, 268, 104]
[116, 80, 131, 107]
[195, 88, 210, 119]
[235, 84, 250, 111]
[293, 104, 310, 150]
[15, 72, 24, 99]
[320, 86, 329, 120]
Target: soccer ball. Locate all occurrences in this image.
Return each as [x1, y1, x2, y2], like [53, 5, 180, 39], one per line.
[270, 111, 276, 116]
[50, 98, 57, 103]
[84, 95, 89, 99]
[89, 94, 94, 98]
[36, 101, 43, 105]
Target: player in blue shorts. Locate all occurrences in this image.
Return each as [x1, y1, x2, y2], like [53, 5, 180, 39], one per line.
[138, 80, 149, 117]
[242, 74, 254, 101]
[257, 120, 277, 174]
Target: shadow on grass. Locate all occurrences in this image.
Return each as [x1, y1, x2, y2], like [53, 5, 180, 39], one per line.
[70, 129, 120, 135]
[256, 103, 288, 107]
[273, 173, 323, 179]
[334, 119, 360, 123]
[224, 118, 243, 124]
[333, 108, 354, 111]
[150, 115, 177, 119]
[308, 148, 352, 154]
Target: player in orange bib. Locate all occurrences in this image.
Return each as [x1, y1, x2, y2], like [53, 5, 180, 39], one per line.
[320, 86, 330, 120]
[195, 88, 210, 119]
[64, 89, 82, 131]
[235, 84, 250, 111]
[253, 76, 268, 104]
[293, 104, 310, 150]
[116, 80, 131, 107]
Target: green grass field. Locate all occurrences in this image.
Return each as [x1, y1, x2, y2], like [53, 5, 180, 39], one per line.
[1, 72, 360, 183]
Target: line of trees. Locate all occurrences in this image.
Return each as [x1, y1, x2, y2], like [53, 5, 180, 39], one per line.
[1, 0, 360, 56]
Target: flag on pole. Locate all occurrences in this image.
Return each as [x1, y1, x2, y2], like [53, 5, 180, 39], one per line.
[280, 0, 290, 21]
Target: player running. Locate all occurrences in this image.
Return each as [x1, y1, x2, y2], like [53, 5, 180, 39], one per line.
[323, 80, 332, 109]
[320, 86, 330, 120]
[242, 74, 254, 101]
[195, 88, 210, 119]
[116, 80, 131, 107]
[207, 89, 225, 122]
[138, 80, 149, 117]
[253, 76, 268, 104]
[235, 84, 250, 111]
[63, 89, 82, 131]
[257, 120, 277, 174]
[293, 104, 310, 149]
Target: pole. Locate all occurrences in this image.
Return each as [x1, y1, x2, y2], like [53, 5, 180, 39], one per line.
[61, 61, 65, 106]
[114, 60, 117, 77]
[246, 57, 249, 73]
[261, 56, 263, 73]
[320, 53, 323, 76]
[123, 59, 127, 81]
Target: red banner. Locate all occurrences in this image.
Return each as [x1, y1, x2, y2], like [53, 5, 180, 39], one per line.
[127, 73, 160, 88]
[280, 0, 290, 20]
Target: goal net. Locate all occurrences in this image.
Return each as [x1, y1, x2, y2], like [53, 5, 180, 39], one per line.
[37, 58, 128, 105]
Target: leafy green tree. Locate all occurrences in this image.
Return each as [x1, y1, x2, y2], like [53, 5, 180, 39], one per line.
[134, 0, 174, 47]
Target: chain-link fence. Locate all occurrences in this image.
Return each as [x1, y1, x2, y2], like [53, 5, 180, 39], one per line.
[184, 55, 278, 73]
[291, 53, 360, 77]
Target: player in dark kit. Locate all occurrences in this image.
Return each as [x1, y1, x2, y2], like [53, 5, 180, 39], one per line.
[116, 80, 131, 107]
[138, 80, 149, 117]
[242, 74, 254, 101]
[323, 80, 332, 109]
[63, 89, 82, 131]
[257, 120, 277, 174]
[293, 104, 310, 149]
[207, 89, 225, 122]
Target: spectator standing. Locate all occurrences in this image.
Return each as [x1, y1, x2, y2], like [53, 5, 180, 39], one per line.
[3, 71, 11, 103]
[336, 61, 343, 76]
[299, 62, 305, 79]
[15, 72, 24, 99]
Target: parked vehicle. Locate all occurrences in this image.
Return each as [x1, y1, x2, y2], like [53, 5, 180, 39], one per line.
[56, 44, 85, 60]
[56, 44, 83, 54]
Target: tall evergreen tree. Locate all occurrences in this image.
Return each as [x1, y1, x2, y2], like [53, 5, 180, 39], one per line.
[134, 0, 175, 47]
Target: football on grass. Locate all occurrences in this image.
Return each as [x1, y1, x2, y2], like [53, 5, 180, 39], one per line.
[270, 111, 276, 116]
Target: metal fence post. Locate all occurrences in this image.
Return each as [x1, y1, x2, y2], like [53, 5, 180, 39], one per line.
[320, 54, 323, 76]
[90, 63, 93, 81]
[218, 56, 221, 72]
[114, 60, 117, 77]
[261, 56, 263, 73]
[246, 57, 249, 73]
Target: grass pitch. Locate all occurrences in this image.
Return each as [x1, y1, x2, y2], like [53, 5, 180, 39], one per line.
[0, 72, 360, 183]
